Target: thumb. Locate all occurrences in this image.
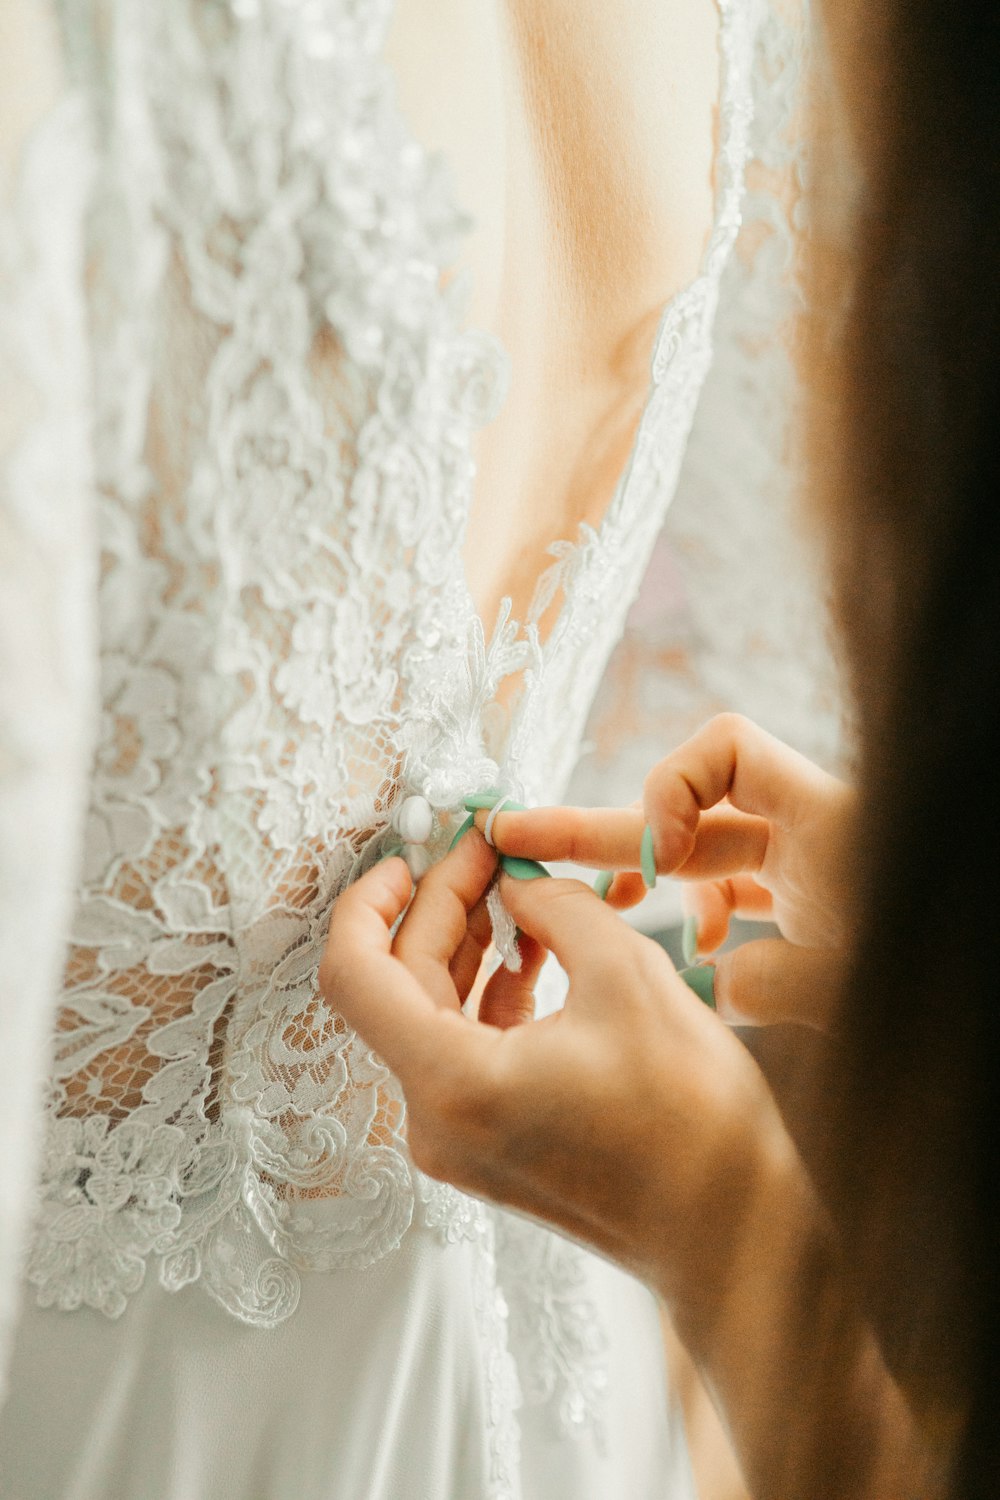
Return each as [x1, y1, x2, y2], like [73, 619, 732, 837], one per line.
[497, 873, 633, 986]
[713, 938, 847, 1032]
[321, 859, 444, 1074]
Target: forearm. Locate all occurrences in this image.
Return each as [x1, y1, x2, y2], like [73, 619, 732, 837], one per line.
[660, 1127, 930, 1499]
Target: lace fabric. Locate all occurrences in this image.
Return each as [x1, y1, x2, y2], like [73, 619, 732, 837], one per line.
[4, 14, 768, 1467]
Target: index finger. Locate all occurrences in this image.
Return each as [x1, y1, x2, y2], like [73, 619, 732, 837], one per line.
[644, 714, 835, 869]
[474, 802, 770, 883]
[473, 805, 646, 867]
[321, 860, 452, 1076]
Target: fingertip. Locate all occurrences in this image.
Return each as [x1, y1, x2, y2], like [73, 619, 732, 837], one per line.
[684, 882, 731, 955]
[375, 854, 413, 902]
[642, 773, 698, 873]
[383, 852, 413, 882]
[514, 930, 547, 981]
[604, 871, 647, 910]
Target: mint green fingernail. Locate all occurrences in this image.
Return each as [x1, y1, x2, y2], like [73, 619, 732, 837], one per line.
[682, 914, 698, 966]
[679, 965, 716, 1010]
[463, 791, 528, 814]
[594, 870, 614, 901]
[500, 855, 551, 881]
[449, 813, 476, 849]
[640, 824, 657, 890]
[463, 789, 503, 811]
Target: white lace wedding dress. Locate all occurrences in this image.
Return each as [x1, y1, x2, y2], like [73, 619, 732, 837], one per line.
[0, 2, 820, 1496]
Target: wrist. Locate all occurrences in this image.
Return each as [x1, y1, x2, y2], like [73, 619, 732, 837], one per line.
[651, 1060, 805, 1331]
[652, 1099, 929, 1499]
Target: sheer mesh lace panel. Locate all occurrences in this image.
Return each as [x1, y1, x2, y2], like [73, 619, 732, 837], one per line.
[29, 0, 761, 1391]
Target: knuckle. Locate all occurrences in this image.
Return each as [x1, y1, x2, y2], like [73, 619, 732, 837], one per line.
[619, 938, 668, 1000]
[561, 808, 590, 863]
[317, 947, 343, 1002]
[636, 934, 673, 983]
[318, 930, 368, 1007]
[713, 710, 750, 742]
[545, 875, 593, 907]
[642, 758, 670, 805]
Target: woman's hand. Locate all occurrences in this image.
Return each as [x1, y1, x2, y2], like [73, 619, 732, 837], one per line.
[322, 822, 923, 1500]
[470, 715, 857, 1030]
[321, 831, 789, 1306]
[322, 832, 922, 1498]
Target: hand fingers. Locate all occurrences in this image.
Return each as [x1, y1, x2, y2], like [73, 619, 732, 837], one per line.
[643, 713, 838, 870]
[324, 855, 412, 965]
[447, 894, 495, 1002]
[321, 859, 447, 1073]
[669, 807, 770, 881]
[602, 870, 648, 910]
[684, 875, 775, 956]
[472, 805, 646, 868]
[497, 872, 639, 998]
[471, 799, 769, 890]
[392, 831, 497, 1004]
[477, 934, 548, 1029]
[713, 938, 846, 1032]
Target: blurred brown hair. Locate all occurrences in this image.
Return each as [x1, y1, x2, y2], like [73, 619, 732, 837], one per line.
[810, 5, 1000, 1493]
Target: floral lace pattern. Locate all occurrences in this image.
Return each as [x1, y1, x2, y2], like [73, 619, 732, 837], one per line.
[495, 1213, 611, 1450]
[22, 0, 761, 1462]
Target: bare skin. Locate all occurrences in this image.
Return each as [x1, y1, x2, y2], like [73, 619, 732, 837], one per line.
[473, 712, 858, 1028]
[386, 0, 720, 641]
[322, 715, 933, 1497]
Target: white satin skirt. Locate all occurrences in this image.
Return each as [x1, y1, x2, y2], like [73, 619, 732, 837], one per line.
[0, 1220, 695, 1500]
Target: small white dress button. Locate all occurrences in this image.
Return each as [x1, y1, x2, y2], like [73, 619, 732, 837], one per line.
[393, 794, 434, 845]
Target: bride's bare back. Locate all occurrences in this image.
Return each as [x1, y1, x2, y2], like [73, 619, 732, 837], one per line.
[388, 0, 720, 636]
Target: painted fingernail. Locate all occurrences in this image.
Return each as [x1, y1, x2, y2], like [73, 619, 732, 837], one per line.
[462, 789, 504, 811]
[449, 813, 476, 850]
[593, 870, 614, 901]
[640, 825, 657, 890]
[682, 914, 698, 967]
[679, 965, 716, 1011]
[500, 855, 551, 881]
